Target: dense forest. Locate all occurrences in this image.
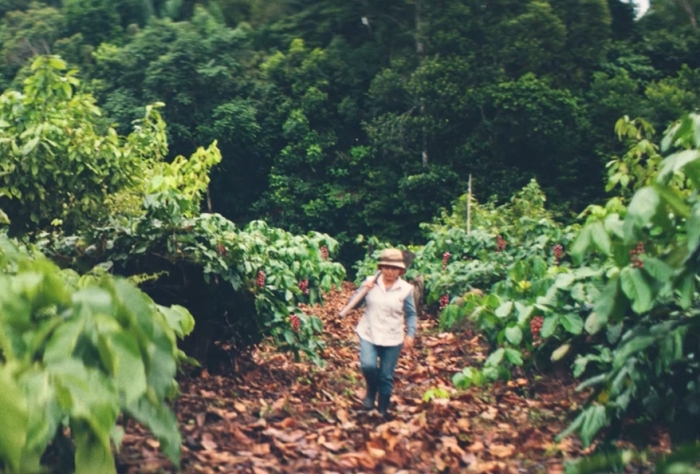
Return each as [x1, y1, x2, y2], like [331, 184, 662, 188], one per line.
[0, 0, 698, 251]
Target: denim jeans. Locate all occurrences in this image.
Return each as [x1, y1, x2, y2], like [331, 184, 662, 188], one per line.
[359, 337, 402, 396]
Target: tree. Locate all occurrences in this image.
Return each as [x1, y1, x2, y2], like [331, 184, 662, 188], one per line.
[0, 56, 157, 234]
[0, 3, 66, 86]
[62, 0, 122, 45]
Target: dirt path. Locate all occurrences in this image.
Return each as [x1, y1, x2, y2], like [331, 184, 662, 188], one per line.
[117, 282, 627, 473]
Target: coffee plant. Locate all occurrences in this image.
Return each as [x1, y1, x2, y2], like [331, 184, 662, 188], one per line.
[43, 188, 345, 366]
[557, 112, 700, 447]
[0, 236, 194, 474]
[356, 115, 700, 452]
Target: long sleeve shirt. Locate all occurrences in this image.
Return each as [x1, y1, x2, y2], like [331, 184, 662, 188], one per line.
[349, 276, 417, 346]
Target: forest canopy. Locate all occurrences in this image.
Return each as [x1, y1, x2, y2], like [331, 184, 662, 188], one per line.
[0, 0, 697, 250]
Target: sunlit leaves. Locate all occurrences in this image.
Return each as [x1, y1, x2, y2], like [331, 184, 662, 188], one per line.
[0, 365, 28, 473]
[0, 238, 193, 471]
[0, 56, 165, 233]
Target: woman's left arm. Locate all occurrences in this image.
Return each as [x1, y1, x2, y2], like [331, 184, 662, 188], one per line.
[404, 293, 417, 338]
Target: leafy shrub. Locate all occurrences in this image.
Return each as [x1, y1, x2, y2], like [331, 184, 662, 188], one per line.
[0, 237, 194, 474]
[43, 188, 345, 365]
[0, 56, 164, 233]
[558, 113, 700, 446]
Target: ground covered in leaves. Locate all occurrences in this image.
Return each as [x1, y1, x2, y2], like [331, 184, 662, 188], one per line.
[117, 283, 667, 473]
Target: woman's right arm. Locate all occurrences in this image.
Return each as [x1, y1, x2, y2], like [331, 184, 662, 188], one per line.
[338, 275, 377, 317]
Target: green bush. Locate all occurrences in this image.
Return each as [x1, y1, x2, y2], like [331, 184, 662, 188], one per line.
[0, 237, 194, 473]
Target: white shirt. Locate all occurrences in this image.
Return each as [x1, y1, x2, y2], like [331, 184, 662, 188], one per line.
[354, 276, 416, 346]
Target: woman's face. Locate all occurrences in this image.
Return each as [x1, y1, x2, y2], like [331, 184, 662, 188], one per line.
[379, 265, 403, 283]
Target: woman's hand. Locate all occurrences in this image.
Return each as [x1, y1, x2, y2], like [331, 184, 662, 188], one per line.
[403, 336, 414, 351]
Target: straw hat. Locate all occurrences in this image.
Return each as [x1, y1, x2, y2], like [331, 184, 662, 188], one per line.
[378, 248, 406, 269]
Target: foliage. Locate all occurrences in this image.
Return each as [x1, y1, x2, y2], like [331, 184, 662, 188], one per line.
[556, 112, 700, 447]
[0, 236, 194, 473]
[381, 112, 700, 454]
[356, 113, 700, 455]
[0, 51, 343, 366]
[0, 56, 162, 234]
[564, 443, 700, 473]
[0, 0, 699, 246]
[42, 186, 345, 364]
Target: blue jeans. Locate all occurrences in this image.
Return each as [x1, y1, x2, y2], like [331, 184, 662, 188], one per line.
[359, 337, 402, 396]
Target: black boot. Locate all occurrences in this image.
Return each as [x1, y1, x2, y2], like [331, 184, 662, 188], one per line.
[362, 369, 378, 410]
[377, 393, 391, 418]
[362, 387, 377, 410]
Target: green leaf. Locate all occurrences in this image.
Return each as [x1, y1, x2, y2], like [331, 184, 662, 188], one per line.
[641, 257, 674, 283]
[21, 370, 61, 464]
[541, 315, 559, 338]
[516, 304, 534, 325]
[452, 372, 470, 389]
[551, 343, 571, 362]
[0, 365, 29, 472]
[687, 202, 700, 251]
[505, 348, 523, 366]
[580, 405, 608, 447]
[556, 410, 585, 442]
[158, 305, 195, 339]
[561, 313, 583, 335]
[554, 273, 575, 289]
[653, 184, 690, 219]
[571, 225, 591, 262]
[505, 326, 523, 345]
[678, 272, 695, 309]
[626, 187, 660, 229]
[509, 260, 526, 282]
[283, 330, 295, 345]
[127, 396, 181, 466]
[43, 318, 85, 363]
[584, 312, 603, 335]
[657, 149, 700, 185]
[592, 276, 625, 330]
[589, 222, 611, 255]
[74, 426, 117, 474]
[620, 267, 653, 314]
[485, 348, 505, 367]
[613, 335, 656, 370]
[495, 301, 513, 318]
[100, 331, 147, 406]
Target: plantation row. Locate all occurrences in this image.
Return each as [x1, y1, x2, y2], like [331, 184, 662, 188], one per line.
[354, 113, 700, 468]
[2, 55, 700, 472]
[0, 57, 346, 473]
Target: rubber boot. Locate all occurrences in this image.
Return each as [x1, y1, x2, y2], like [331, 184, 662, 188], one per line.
[377, 393, 391, 418]
[362, 380, 377, 410]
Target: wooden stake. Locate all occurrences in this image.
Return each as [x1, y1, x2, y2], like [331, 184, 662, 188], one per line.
[467, 174, 472, 235]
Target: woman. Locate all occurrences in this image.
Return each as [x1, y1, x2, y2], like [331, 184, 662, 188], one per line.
[348, 248, 417, 417]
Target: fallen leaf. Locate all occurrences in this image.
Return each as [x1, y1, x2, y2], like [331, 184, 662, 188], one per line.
[467, 441, 485, 452]
[481, 407, 498, 420]
[456, 418, 471, 432]
[321, 441, 344, 452]
[252, 443, 270, 455]
[277, 417, 296, 429]
[200, 433, 217, 451]
[489, 444, 515, 458]
[271, 396, 287, 411]
[145, 439, 160, 449]
[336, 409, 349, 424]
